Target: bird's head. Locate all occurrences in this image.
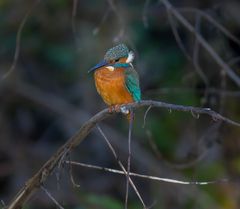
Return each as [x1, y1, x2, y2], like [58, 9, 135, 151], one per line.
[88, 43, 134, 73]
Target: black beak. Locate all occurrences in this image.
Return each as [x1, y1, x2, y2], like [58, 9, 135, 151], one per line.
[88, 60, 108, 73]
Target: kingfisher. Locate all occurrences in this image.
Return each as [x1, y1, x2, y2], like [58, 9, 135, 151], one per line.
[89, 44, 141, 119]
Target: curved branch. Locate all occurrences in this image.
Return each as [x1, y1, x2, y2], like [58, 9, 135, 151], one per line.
[6, 100, 240, 209]
[1, 0, 41, 80]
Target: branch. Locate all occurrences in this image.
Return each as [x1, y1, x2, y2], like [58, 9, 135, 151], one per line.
[65, 161, 228, 185]
[1, 0, 41, 80]
[159, 0, 240, 87]
[41, 186, 65, 209]
[178, 7, 240, 47]
[97, 125, 146, 208]
[6, 100, 240, 209]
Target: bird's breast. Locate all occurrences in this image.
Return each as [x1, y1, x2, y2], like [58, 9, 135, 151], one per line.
[94, 68, 133, 105]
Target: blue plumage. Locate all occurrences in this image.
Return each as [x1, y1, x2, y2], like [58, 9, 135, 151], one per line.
[125, 67, 141, 102]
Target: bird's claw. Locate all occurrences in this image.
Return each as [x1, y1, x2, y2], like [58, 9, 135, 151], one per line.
[108, 106, 114, 113]
[108, 105, 121, 113]
[108, 105, 129, 114]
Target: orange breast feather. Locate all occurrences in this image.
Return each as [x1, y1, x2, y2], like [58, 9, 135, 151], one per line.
[94, 67, 134, 106]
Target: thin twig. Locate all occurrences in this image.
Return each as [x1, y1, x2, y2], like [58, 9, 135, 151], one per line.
[56, 148, 69, 190]
[159, 0, 240, 87]
[68, 154, 80, 188]
[146, 130, 163, 161]
[71, 0, 78, 43]
[167, 9, 191, 61]
[193, 14, 209, 87]
[142, 0, 151, 28]
[97, 125, 147, 209]
[107, 0, 126, 42]
[146, 87, 240, 97]
[178, 7, 240, 47]
[142, 105, 152, 128]
[1, 200, 6, 209]
[93, 7, 111, 35]
[167, 7, 210, 88]
[41, 186, 65, 209]
[65, 161, 229, 185]
[1, 0, 41, 80]
[125, 110, 134, 209]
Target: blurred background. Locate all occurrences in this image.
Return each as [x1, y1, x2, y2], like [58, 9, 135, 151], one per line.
[0, 0, 240, 208]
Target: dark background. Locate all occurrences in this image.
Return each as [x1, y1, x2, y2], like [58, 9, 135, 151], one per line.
[0, 0, 240, 208]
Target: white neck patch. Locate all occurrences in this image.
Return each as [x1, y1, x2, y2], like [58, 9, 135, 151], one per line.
[106, 66, 115, 71]
[126, 51, 134, 63]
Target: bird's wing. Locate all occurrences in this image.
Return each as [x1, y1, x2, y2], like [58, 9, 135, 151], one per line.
[124, 66, 141, 102]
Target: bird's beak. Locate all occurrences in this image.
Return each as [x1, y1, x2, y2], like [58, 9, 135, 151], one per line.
[88, 60, 108, 73]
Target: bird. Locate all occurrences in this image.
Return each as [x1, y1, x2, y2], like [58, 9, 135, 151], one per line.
[89, 43, 141, 119]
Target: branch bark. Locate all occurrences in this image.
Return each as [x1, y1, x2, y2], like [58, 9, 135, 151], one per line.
[6, 100, 240, 209]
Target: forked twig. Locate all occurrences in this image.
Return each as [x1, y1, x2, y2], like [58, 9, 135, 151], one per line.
[179, 7, 240, 47]
[159, 0, 240, 87]
[97, 125, 147, 209]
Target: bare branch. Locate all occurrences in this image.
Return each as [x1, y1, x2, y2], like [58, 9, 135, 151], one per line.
[179, 7, 240, 47]
[65, 161, 228, 185]
[124, 100, 240, 127]
[41, 186, 65, 209]
[142, 105, 152, 128]
[1, 200, 6, 209]
[167, 7, 209, 88]
[71, 0, 78, 41]
[159, 0, 240, 87]
[68, 154, 81, 188]
[92, 7, 111, 35]
[142, 0, 151, 28]
[1, 0, 41, 80]
[6, 99, 240, 209]
[125, 111, 134, 209]
[193, 14, 209, 87]
[97, 125, 147, 209]
[167, 9, 192, 61]
[106, 0, 126, 42]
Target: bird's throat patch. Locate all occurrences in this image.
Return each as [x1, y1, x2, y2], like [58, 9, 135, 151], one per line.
[106, 66, 115, 71]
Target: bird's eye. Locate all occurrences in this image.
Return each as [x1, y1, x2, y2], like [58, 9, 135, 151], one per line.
[109, 60, 115, 64]
[115, 58, 120, 62]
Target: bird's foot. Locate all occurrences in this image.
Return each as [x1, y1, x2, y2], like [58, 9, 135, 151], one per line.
[114, 104, 121, 113]
[108, 105, 130, 114]
[108, 105, 121, 113]
[108, 106, 115, 113]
